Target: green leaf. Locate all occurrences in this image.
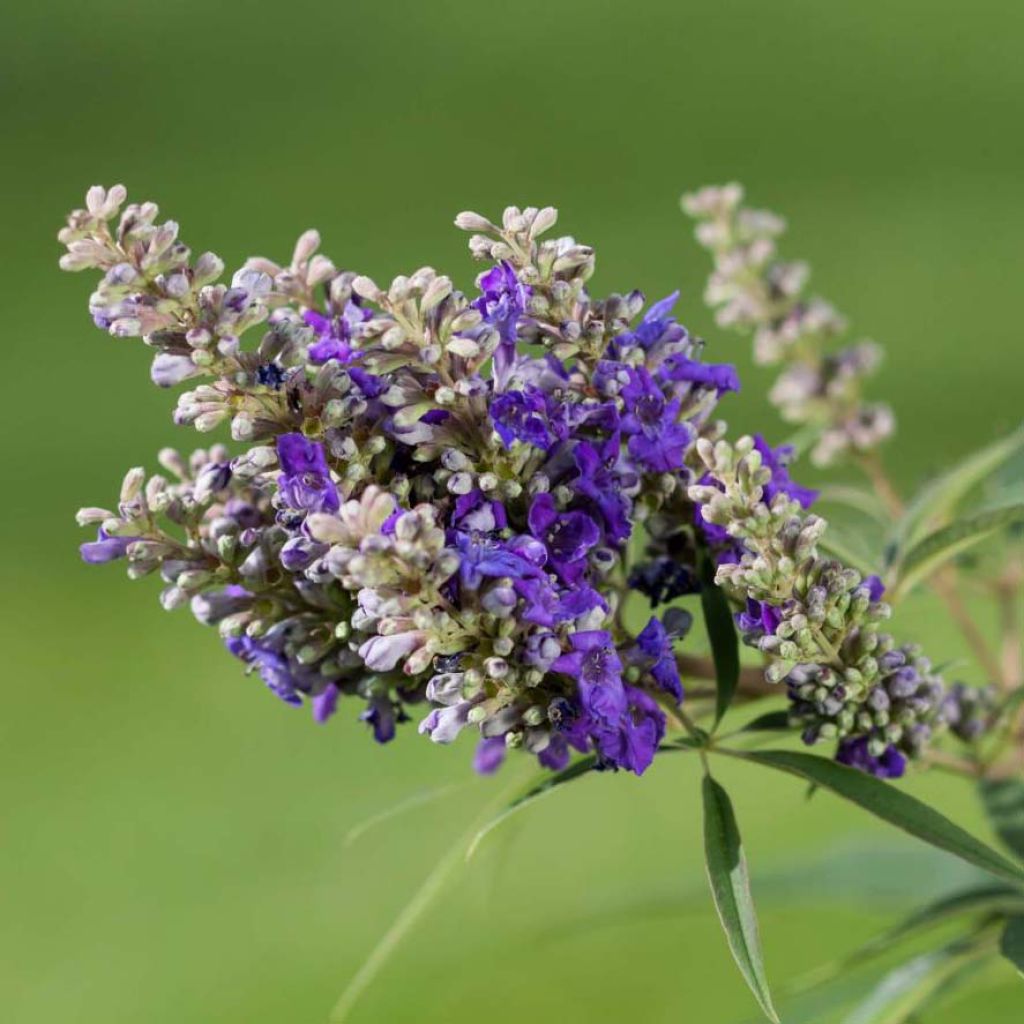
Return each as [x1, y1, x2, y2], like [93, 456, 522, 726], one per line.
[840, 937, 993, 1024]
[726, 750, 1024, 887]
[891, 504, 1024, 599]
[980, 778, 1024, 860]
[893, 425, 1024, 550]
[817, 484, 894, 526]
[740, 710, 792, 733]
[700, 566, 740, 729]
[1000, 917, 1024, 978]
[846, 885, 1024, 965]
[701, 773, 779, 1022]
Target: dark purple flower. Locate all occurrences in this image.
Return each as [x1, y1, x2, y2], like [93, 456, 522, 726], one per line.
[628, 558, 699, 607]
[80, 528, 138, 564]
[634, 617, 683, 702]
[515, 576, 607, 628]
[225, 634, 305, 706]
[552, 630, 626, 727]
[360, 694, 399, 743]
[489, 388, 554, 450]
[661, 353, 741, 394]
[567, 440, 633, 545]
[473, 736, 507, 775]
[276, 433, 340, 514]
[736, 598, 783, 638]
[348, 366, 386, 398]
[620, 368, 693, 472]
[592, 686, 666, 775]
[836, 736, 906, 779]
[752, 435, 818, 509]
[527, 493, 600, 583]
[863, 574, 885, 602]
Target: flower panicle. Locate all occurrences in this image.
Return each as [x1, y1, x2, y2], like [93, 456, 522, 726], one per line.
[681, 184, 895, 467]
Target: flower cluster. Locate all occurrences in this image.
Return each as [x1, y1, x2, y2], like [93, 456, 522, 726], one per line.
[682, 185, 894, 467]
[690, 436, 955, 776]
[64, 187, 753, 776]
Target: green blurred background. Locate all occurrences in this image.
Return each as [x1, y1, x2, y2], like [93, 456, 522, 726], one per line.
[3, 1, 1023, 1020]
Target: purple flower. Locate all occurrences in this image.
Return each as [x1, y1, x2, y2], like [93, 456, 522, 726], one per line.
[225, 634, 305, 706]
[473, 261, 531, 385]
[863, 574, 886, 602]
[836, 737, 906, 779]
[453, 532, 542, 590]
[592, 686, 666, 775]
[527, 492, 600, 583]
[736, 598, 783, 638]
[452, 490, 507, 533]
[515, 576, 607, 628]
[620, 368, 693, 472]
[360, 694, 399, 743]
[628, 558, 699, 607]
[473, 736, 507, 775]
[312, 683, 340, 723]
[752, 435, 818, 508]
[489, 388, 554, 450]
[661, 353, 740, 394]
[634, 617, 683, 702]
[567, 440, 633, 545]
[80, 528, 138, 564]
[276, 433, 340, 514]
[611, 292, 687, 356]
[552, 630, 626, 727]
[304, 301, 370, 365]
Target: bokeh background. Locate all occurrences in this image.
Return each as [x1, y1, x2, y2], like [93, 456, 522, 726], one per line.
[3, 1, 1024, 1021]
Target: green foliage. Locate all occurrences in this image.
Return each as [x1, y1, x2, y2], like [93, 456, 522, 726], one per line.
[889, 503, 1024, 599]
[701, 773, 779, 1022]
[726, 750, 1024, 886]
[892, 425, 1024, 550]
[979, 778, 1024, 860]
[1000, 917, 1024, 978]
[838, 935, 992, 1024]
[701, 567, 741, 728]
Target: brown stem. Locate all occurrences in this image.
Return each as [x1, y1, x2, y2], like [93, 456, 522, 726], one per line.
[675, 653, 776, 697]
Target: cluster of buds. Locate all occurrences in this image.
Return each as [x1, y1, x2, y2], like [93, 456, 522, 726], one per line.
[690, 436, 953, 775]
[681, 185, 894, 467]
[64, 187, 754, 776]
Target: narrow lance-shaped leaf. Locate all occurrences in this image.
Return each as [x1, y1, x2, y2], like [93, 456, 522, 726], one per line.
[843, 884, 1024, 966]
[892, 424, 1024, 550]
[840, 936, 993, 1024]
[701, 773, 779, 1022]
[891, 503, 1024, 600]
[1001, 917, 1024, 978]
[726, 750, 1024, 887]
[700, 561, 740, 728]
[980, 778, 1024, 860]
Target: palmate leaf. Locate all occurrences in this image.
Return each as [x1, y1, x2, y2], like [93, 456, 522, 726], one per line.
[1000, 917, 1024, 978]
[724, 750, 1024, 887]
[979, 778, 1024, 860]
[890, 503, 1024, 600]
[701, 773, 779, 1022]
[700, 563, 740, 728]
[891, 424, 1024, 551]
[839, 936, 993, 1024]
